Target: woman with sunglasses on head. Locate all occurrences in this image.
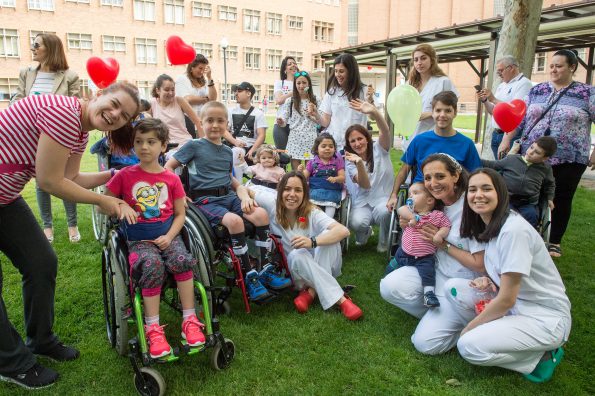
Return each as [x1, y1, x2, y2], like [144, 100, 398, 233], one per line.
[273, 56, 298, 150]
[313, 54, 368, 150]
[175, 54, 216, 138]
[499, 49, 594, 258]
[0, 82, 141, 389]
[10, 33, 82, 244]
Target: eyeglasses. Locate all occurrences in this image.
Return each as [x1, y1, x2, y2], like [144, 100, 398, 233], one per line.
[294, 71, 308, 77]
[31, 42, 42, 50]
[496, 65, 513, 74]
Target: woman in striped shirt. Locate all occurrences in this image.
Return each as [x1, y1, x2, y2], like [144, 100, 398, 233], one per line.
[0, 82, 139, 389]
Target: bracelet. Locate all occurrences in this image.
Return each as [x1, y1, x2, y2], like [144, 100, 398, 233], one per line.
[310, 237, 317, 249]
[110, 168, 116, 178]
[443, 242, 452, 252]
[208, 80, 214, 86]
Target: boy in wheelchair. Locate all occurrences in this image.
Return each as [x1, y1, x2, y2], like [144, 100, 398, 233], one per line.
[166, 101, 291, 303]
[481, 136, 556, 227]
[103, 118, 205, 359]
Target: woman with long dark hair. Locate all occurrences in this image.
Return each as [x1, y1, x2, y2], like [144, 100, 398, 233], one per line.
[273, 56, 298, 149]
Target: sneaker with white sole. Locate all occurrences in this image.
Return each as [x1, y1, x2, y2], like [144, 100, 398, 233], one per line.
[181, 315, 206, 347]
[0, 363, 58, 390]
[145, 323, 172, 359]
[355, 226, 373, 246]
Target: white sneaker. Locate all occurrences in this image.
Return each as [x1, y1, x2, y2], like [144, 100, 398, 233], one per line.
[376, 242, 388, 253]
[355, 226, 373, 246]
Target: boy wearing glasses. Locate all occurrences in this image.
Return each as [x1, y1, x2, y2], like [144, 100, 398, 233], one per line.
[224, 82, 268, 180]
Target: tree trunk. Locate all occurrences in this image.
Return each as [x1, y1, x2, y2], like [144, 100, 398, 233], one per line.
[482, 0, 543, 159]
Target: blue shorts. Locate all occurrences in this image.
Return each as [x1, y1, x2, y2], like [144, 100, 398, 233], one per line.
[194, 193, 243, 227]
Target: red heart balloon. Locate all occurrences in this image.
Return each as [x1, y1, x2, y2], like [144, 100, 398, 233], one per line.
[86, 57, 119, 89]
[166, 36, 196, 65]
[493, 99, 527, 133]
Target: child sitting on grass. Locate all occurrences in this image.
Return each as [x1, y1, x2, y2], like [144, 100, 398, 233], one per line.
[481, 136, 556, 227]
[385, 182, 451, 308]
[104, 118, 205, 359]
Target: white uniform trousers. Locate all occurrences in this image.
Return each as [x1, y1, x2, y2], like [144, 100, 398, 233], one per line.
[349, 203, 391, 247]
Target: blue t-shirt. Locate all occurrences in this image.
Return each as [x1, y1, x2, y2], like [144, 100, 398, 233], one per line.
[402, 130, 481, 182]
[173, 138, 233, 190]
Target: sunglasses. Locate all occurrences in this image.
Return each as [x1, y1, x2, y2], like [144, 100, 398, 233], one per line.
[294, 71, 309, 77]
[31, 42, 42, 49]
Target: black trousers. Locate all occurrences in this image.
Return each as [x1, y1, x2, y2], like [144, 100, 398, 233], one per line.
[0, 197, 58, 374]
[550, 162, 587, 245]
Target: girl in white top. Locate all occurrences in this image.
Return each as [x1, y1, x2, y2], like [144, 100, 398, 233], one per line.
[149, 74, 203, 149]
[254, 172, 363, 321]
[379, 154, 485, 355]
[405, 44, 458, 148]
[316, 54, 368, 150]
[445, 168, 571, 383]
[273, 56, 298, 150]
[343, 100, 393, 252]
[175, 54, 216, 138]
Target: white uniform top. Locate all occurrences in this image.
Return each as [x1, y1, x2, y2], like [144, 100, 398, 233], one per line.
[435, 195, 485, 294]
[484, 213, 571, 328]
[411, 76, 458, 139]
[345, 141, 394, 209]
[258, 196, 336, 255]
[319, 86, 368, 149]
[489, 73, 533, 130]
[175, 74, 208, 115]
[273, 79, 293, 116]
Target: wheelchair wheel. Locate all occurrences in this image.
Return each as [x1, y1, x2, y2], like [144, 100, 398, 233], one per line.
[387, 188, 407, 260]
[339, 196, 351, 253]
[133, 367, 165, 396]
[540, 206, 551, 243]
[210, 338, 235, 371]
[92, 185, 108, 243]
[102, 236, 129, 356]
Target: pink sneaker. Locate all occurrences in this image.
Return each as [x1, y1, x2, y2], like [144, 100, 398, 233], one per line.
[145, 323, 172, 359]
[181, 315, 206, 347]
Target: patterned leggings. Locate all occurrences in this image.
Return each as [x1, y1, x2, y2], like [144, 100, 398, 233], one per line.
[127, 235, 196, 291]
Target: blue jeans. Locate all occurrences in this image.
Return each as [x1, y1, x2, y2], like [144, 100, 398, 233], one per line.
[388, 246, 436, 287]
[510, 203, 538, 227]
[491, 130, 504, 159]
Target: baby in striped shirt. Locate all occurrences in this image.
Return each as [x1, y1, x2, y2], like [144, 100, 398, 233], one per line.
[385, 182, 451, 308]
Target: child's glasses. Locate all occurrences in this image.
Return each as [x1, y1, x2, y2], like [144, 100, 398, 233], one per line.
[294, 71, 309, 77]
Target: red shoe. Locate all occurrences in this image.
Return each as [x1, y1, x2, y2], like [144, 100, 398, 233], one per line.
[181, 315, 206, 347]
[294, 290, 314, 313]
[339, 297, 363, 321]
[145, 323, 172, 358]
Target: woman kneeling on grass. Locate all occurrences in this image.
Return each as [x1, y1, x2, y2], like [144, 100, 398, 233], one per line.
[445, 168, 571, 383]
[254, 171, 363, 320]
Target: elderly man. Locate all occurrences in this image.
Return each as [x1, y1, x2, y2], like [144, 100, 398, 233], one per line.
[478, 55, 533, 159]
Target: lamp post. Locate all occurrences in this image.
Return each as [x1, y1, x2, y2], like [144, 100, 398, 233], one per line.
[220, 37, 229, 106]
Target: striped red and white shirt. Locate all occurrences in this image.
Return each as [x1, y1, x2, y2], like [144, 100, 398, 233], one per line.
[401, 210, 451, 257]
[0, 95, 88, 205]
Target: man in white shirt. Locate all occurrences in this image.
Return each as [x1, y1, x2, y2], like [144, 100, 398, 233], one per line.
[478, 55, 533, 159]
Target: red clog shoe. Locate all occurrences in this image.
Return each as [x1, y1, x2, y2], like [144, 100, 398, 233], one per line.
[294, 290, 314, 313]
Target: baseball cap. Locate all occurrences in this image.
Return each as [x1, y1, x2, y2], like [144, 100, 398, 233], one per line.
[232, 82, 256, 96]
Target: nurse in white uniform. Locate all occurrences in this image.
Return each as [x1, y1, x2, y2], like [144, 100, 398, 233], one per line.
[447, 168, 570, 383]
[254, 171, 363, 321]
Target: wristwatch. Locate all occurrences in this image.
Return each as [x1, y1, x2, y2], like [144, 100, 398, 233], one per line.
[208, 80, 214, 87]
[443, 242, 452, 252]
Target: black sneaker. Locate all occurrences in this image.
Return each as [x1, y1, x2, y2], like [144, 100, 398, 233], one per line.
[35, 342, 80, 362]
[423, 291, 440, 308]
[0, 363, 59, 390]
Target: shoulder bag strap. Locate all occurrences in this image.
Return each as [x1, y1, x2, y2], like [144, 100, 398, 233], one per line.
[235, 106, 254, 136]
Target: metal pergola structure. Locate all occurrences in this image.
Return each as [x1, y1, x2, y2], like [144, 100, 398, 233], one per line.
[316, 1, 595, 143]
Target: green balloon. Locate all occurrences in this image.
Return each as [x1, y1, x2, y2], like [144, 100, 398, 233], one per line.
[386, 85, 422, 137]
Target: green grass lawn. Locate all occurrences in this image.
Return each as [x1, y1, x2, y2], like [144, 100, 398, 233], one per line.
[1, 133, 594, 395]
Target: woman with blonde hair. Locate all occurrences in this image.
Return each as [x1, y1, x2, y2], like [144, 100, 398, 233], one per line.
[11, 33, 82, 244]
[406, 43, 458, 146]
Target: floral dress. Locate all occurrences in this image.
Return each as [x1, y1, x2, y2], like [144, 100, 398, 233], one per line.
[280, 97, 319, 160]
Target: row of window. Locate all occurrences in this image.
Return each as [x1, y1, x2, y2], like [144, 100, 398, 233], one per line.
[0, 1, 334, 40]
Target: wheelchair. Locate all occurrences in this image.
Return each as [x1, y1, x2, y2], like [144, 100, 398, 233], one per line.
[101, 215, 234, 396]
[386, 183, 409, 260]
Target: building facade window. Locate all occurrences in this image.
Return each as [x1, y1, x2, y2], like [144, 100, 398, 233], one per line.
[0, 78, 19, 101]
[67, 33, 92, 50]
[219, 45, 238, 60]
[244, 47, 261, 70]
[219, 83, 233, 102]
[135, 38, 157, 64]
[192, 1, 211, 18]
[266, 85, 275, 102]
[0, 0, 16, 8]
[347, 0, 358, 46]
[312, 55, 324, 70]
[136, 80, 153, 99]
[576, 48, 587, 62]
[164, 0, 184, 25]
[243, 9, 260, 33]
[252, 84, 261, 103]
[267, 13, 282, 35]
[193, 42, 213, 58]
[0, 29, 19, 58]
[66, 0, 90, 3]
[134, 0, 156, 21]
[103, 35, 126, 52]
[313, 21, 334, 42]
[266, 49, 282, 71]
[218, 5, 237, 21]
[286, 51, 303, 66]
[533, 52, 546, 73]
[28, 0, 54, 11]
[287, 15, 303, 30]
[101, 0, 124, 6]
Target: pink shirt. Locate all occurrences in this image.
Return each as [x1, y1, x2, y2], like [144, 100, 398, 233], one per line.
[401, 210, 451, 257]
[150, 97, 191, 146]
[248, 164, 285, 184]
[106, 165, 186, 223]
[0, 95, 87, 205]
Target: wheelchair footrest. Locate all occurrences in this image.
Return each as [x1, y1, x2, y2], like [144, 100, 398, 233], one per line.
[180, 340, 206, 355]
